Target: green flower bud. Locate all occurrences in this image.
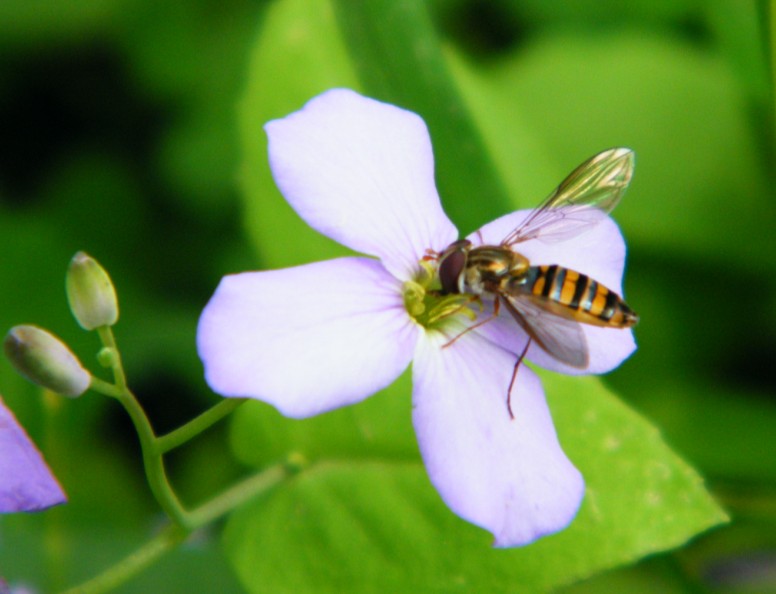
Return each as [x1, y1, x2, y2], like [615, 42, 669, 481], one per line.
[66, 251, 119, 330]
[4, 325, 91, 397]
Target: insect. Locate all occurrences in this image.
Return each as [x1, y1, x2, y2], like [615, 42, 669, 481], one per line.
[436, 147, 639, 418]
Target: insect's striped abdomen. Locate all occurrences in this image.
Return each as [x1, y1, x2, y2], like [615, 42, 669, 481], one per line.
[523, 265, 638, 328]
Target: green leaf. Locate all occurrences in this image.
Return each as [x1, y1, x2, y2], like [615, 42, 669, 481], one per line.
[615, 379, 776, 484]
[541, 374, 728, 563]
[226, 373, 726, 593]
[229, 371, 417, 468]
[0, 513, 243, 594]
[449, 31, 773, 270]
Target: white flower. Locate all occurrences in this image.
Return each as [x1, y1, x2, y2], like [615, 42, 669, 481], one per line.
[198, 89, 636, 546]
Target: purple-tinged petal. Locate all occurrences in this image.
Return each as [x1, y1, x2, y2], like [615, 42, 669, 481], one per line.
[412, 332, 584, 546]
[470, 210, 637, 374]
[266, 89, 458, 281]
[0, 397, 66, 512]
[198, 257, 419, 418]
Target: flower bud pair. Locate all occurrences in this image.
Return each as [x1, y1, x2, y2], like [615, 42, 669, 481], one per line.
[4, 253, 118, 397]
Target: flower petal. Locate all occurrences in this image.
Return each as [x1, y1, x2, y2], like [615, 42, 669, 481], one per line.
[470, 210, 637, 374]
[412, 332, 584, 546]
[198, 257, 418, 418]
[0, 397, 66, 512]
[266, 89, 458, 281]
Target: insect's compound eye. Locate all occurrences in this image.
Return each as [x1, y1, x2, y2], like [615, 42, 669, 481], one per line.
[438, 240, 470, 294]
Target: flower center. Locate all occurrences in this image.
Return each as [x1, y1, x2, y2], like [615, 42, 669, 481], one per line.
[403, 259, 478, 331]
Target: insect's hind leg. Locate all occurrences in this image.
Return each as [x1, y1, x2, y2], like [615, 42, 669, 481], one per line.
[506, 337, 532, 420]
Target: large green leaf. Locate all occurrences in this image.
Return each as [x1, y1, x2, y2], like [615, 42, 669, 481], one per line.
[450, 31, 773, 271]
[226, 377, 726, 594]
[230, 371, 416, 468]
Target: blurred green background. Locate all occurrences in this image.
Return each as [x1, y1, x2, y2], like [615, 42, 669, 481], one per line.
[0, 0, 774, 592]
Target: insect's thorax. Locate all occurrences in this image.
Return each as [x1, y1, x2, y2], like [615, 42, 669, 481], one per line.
[463, 246, 530, 295]
[437, 240, 531, 295]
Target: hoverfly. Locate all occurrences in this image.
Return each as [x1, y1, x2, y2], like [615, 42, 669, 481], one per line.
[436, 148, 638, 418]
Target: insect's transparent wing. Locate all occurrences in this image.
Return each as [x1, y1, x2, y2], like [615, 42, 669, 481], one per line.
[502, 147, 634, 246]
[500, 294, 589, 368]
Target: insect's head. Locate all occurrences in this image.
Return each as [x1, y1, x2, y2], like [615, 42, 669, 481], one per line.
[437, 239, 472, 295]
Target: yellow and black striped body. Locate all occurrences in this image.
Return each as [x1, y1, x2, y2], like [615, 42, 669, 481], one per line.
[515, 264, 637, 328]
[436, 241, 638, 329]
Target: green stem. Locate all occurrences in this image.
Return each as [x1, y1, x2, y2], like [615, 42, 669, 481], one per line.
[89, 375, 123, 398]
[118, 387, 189, 527]
[185, 463, 288, 527]
[58, 525, 187, 594]
[57, 463, 293, 594]
[96, 326, 127, 390]
[155, 398, 247, 455]
[63, 326, 290, 592]
[96, 326, 189, 527]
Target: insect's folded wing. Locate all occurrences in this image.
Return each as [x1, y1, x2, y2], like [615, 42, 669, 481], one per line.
[473, 294, 637, 375]
[501, 296, 588, 369]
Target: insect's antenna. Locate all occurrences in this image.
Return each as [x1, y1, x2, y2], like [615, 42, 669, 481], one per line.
[506, 338, 532, 420]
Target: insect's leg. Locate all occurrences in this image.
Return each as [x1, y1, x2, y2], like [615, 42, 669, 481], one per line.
[442, 296, 499, 348]
[506, 337, 532, 420]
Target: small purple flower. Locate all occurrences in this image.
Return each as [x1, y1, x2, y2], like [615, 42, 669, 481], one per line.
[0, 396, 66, 512]
[197, 89, 636, 546]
